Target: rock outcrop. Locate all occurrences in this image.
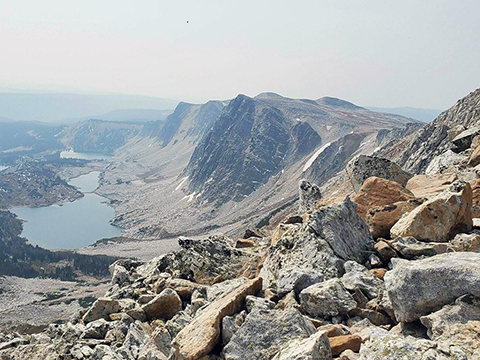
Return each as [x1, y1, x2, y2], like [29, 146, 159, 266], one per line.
[298, 179, 322, 214]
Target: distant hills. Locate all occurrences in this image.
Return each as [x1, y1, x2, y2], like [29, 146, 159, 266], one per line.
[366, 106, 441, 123]
[0, 92, 178, 123]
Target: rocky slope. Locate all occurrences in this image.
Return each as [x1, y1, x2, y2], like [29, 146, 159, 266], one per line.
[98, 93, 416, 240]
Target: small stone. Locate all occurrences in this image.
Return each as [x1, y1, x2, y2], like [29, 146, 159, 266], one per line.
[329, 335, 362, 356]
[374, 241, 397, 264]
[369, 268, 387, 280]
[235, 239, 256, 248]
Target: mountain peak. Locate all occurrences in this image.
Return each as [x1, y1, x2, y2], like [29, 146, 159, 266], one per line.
[316, 96, 363, 110]
[254, 92, 286, 100]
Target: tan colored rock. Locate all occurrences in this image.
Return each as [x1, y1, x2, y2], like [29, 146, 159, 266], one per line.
[369, 268, 387, 280]
[171, 277, 262, 360]
[374, 241, 397, 264]
[472, 179, 480, 217]
[234, 239, 256, 248]
[405, 173, 457, 199]
[317, 324, 349, 338]
[450, 232, 480, 252]
[468, 144, 480, 167]
[353, 177, 415, 220]
[142, 288, 182, 321]
[82, 298, 121, 323]
[366, 199, 423, 239]
[329, 335, 362, 356]
[390, 180, 473, 242]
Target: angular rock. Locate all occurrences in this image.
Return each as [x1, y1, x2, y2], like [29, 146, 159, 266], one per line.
[348, 308, 391, 327]
[222, 307, 316, 360]
[171, 277, 262, 360]
[468, 144, 480, 167]
[420, 295, 480, 340]
[369, 268, 387, 280]
[82, 298, 121, 323]
[234, 239, 256, 248]
[300, 278, 357, 318]
[390, 180, 473, 242]
[329, 335, 362, 356]
[306, 197, 374, 263]
[425, 150, 467, 175]
[406, 173, 458, 199]
[221, 316, 239, 346]
[276, 268, 324, 295]
[81, 319, 110, 340]
[245, 295, 275, 312]
[384, 252, 480, 322]
[388, 236, 449, 259]
[345, 155, 413, 192]
[451, 126, 480, 151]
[272, 330, 332, 360]
[366, 199, 423, 239]
[353, 177, 415, 220]
[449, 231, 480, 252]
[299, 179, 322, 214]
[374, 241, 397, 264]
[341, 261, 384, 300]
[142, 288, 182, 321]
[472, 179, 480, 217]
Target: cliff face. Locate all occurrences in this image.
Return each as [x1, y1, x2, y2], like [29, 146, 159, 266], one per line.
[378, 88, 480, 174]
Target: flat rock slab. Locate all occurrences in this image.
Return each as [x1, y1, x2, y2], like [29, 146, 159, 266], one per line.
[384, 252, 480, 322]
[171, 277, 262, 360]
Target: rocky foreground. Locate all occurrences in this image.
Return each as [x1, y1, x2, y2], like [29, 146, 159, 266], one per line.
[2, 149, 480, 359]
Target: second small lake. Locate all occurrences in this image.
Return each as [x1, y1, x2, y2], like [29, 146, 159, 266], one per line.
[12, 171, 122, 250]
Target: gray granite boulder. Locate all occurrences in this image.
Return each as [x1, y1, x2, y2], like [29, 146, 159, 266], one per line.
[340, 261, 384, 300]
[272, 330, 332, 360]
[384, 252, 480, 322]
[299, 179, 322, 214]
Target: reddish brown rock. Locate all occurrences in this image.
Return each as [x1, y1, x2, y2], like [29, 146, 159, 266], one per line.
[406, 173, 457, 199]
[391, 181, 473, 242]
[370, 268, 387, 280]
[171, 277, 262, 360]
[353, 177, 415, 220]
[374, 241, 398, 264]
[235, 239, 256, 248]
[329, 335, 362, 356]
[472, 179, 480, 217]
[468, 145, 480, 167]
[366, 199, 423, 239]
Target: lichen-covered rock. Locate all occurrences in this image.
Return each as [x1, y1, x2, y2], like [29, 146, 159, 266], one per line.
[300, 278, 357, 318]
[299, 179, 322, 214]
[420, 295, 480, 340]
[390, 180, 473, 242]
[276, 268, 324, 295]
[142, 288, 182, 320]
[340, 261, 384, 300]
[172, 277, 262, 360]
[306, 197, 374, 263]
[384, 252, 480, 322]
[222, 307, 316, 360]
[388, 236, 449, 259]
[353, 177, 416, 220]
[449, 232, 480, 252]
[345, 155, 413, 192]
[272, 330, 332, 360]
[245, 295, 275, 312]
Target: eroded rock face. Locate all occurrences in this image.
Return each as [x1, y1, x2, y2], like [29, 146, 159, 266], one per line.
[306, 197, 374, 263]
[171, 277, 262, 360]
[345, 155, 413, 192]
[390, 180, 473, 242]
[299, 179, 322, 214]
[353, 177, 415, 220]
[384, 252, 480, 322]
[300, 278, 357, 318]
[222, 307, 316, 360]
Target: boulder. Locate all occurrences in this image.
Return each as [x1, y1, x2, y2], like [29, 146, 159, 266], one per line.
[272, 330, 332, 360]
[245, 295, 275, 313]
[468, 144, 480, 167]
[340, 261, 384, 300]
[388, 236, 449, 259]
[353, 177, 416, 220]
[299, 179, 322, 214]
[276, 268, 324, 295]
[82, 298, 121, 323]
[425, 150, 467, 175]
[300, 278, 357, 318]
[345, 155, 413, 192]
[142, 288, 182, 321]
[406, 173, 458, 199]
[306, 197, 374, 263]
[374, 241, 397, 264]
[472, 179, 480, 217]
[420, 295, 480, 340]
[171, 277, 262, 360]
[366, 199, 423, 239]
[384, 252, 480, 322]
[434, 321, 480, 359]
[222, 307, 316, 360]
[449, 231, 480, 252]
[451, 126, 480, 151]
[81, 319, 109, 340]
[329, 335, 362, 356]
[390, 180, 473, 242]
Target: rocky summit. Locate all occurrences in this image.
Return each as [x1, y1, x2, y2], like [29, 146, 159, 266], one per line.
[3, 88, 480, 359]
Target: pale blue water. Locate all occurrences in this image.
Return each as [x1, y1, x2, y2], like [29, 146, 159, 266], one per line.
[60, 150, 112, 160]
[12, 171, 122, 249]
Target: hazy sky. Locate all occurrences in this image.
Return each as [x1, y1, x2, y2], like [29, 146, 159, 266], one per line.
[1, 0, 479, 109]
